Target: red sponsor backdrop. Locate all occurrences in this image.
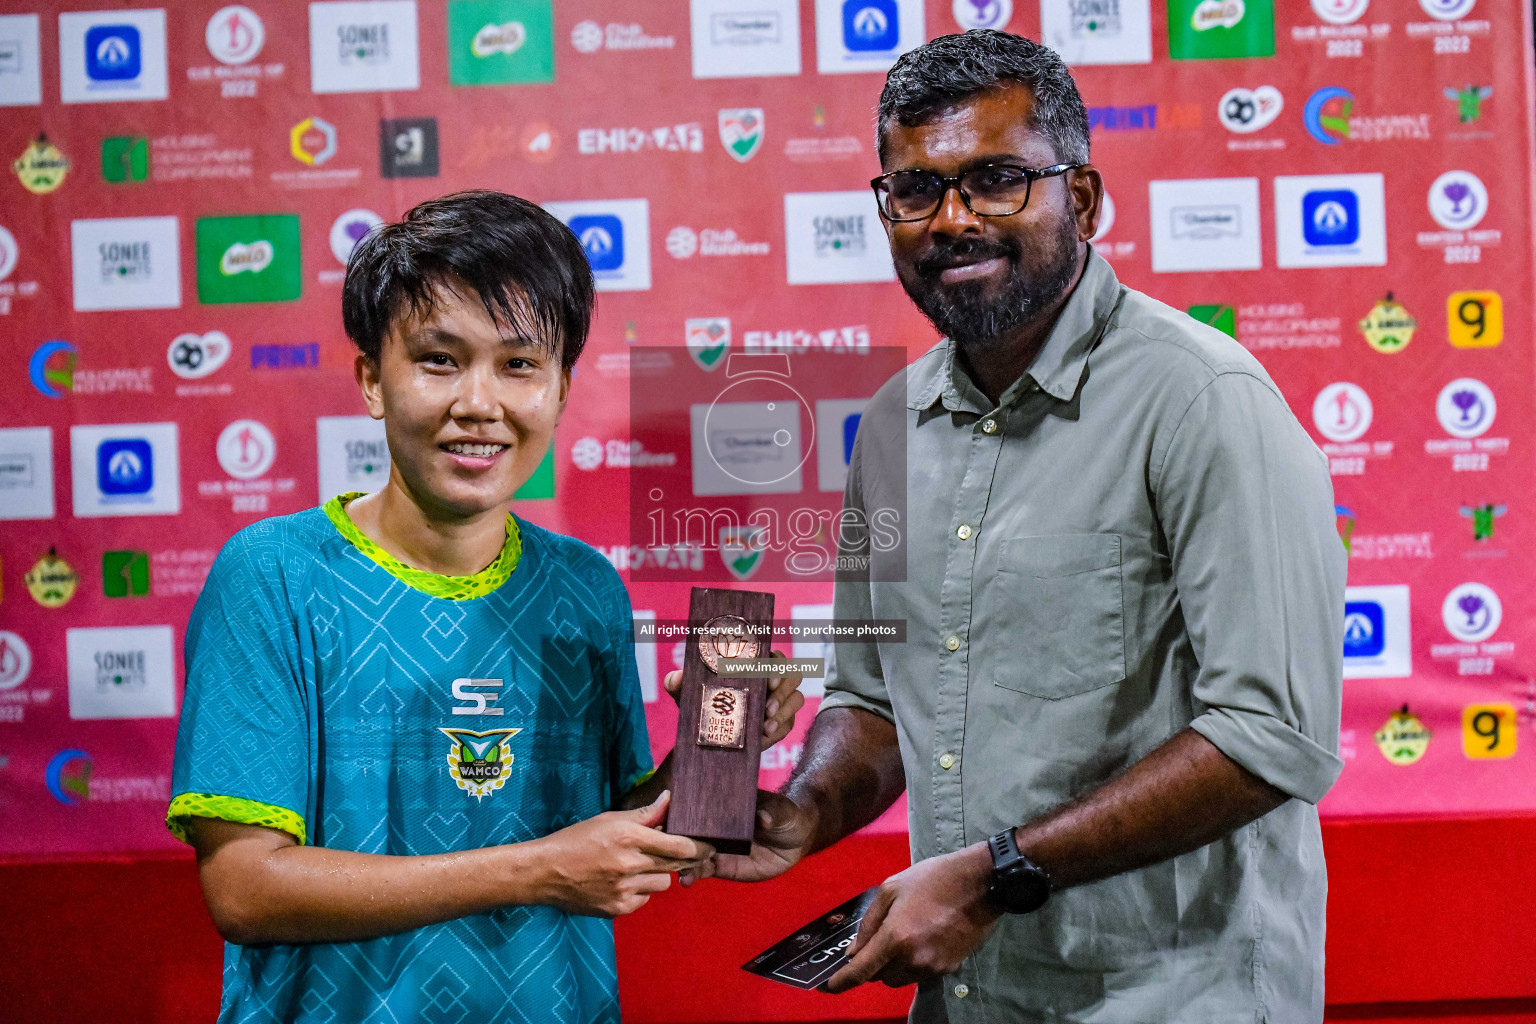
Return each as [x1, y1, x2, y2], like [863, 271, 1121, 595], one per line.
[0, 0, 1534, 860]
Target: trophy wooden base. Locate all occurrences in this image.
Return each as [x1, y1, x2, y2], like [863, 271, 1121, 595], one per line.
[667, 587, 775, 856]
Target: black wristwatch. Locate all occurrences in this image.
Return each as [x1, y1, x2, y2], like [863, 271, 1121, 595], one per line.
[986, 828, 1051, 914]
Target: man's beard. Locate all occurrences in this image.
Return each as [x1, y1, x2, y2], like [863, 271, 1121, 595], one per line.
[901, 221, 1080, 351]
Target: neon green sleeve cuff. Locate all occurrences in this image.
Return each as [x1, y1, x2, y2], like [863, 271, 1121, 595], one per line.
[621, 768, 657, 796]
[166, 792, 308, 845]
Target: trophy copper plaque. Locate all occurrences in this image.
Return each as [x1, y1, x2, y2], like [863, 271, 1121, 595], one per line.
[669, 587, 775, 855]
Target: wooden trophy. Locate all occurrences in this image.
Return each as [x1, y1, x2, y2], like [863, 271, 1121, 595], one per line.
[668, 586, 775, 855]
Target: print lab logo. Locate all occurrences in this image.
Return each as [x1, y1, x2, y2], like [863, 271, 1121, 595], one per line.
[1427, 170, 1487, 230]
[206, 6, 265, 64]
[60, 10, 168, 102]
[953, 0, 1011, 29]
[1442, 582, 1499, 643]
[1435, 378, 1495, 439]
[1218, 86, 1282, 133]
[1312, 382, 1372, 443]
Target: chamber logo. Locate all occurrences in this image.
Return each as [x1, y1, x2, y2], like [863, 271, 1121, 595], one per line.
[439, 727, 521, 799]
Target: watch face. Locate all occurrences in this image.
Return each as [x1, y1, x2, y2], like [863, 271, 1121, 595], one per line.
[994, 866, 1051, 914]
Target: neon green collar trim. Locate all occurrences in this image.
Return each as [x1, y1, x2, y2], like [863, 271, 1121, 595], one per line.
[323, 492, 522, 601]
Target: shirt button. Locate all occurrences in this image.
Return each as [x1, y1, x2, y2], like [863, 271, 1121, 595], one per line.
[945, 635, 961, 651]
[956, 524, 973, 540]
[954, 983, 970, 999]
[981, 419, 998, 434]
[939, 753, 956, 770]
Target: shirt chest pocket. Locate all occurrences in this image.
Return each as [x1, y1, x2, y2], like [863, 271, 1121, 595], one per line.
[992, 534, 1126, 699]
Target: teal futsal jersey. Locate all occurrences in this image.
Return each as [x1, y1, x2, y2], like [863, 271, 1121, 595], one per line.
[167, 494, 654, 1024]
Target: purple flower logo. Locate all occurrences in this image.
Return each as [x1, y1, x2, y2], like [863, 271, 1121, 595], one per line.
[1457, 593, 1485, 628]
[1436, 378, 1496, 439]
[1443, 583, 1501, 641]
[1428, 171, 1488, 230]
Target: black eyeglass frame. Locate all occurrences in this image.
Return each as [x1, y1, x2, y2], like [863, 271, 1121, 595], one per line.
[869, 162, 1082, 222]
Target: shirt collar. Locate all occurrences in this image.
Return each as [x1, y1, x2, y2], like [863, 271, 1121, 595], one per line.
[907, 246, 1122, 413]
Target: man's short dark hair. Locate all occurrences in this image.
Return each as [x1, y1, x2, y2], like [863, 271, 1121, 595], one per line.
[877, 30, 1091, 166]
[342, 189, 595, 369]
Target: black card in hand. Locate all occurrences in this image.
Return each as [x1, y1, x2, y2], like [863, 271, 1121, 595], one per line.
[740, 887, 880, 990]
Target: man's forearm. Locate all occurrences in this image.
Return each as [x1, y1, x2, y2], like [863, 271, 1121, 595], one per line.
[783, 706, 906, 854]
[1015, 727, 1289, 891]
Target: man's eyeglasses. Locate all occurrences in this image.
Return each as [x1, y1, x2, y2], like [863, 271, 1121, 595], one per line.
[870, 163, 1080, 222]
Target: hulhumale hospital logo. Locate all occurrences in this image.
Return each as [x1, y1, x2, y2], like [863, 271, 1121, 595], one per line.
[29, 340, 77, 398]
[439, 727, 521, 799]
[1303, 87, 1351, 144]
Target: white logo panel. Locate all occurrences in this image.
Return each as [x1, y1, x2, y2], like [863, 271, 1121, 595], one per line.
[690, 0, 801, 78]
[59, 8, 169, 103]
[1148, 178, 1261, 273]
[317, 415, 390, 501]
[1342, 585, 1411, 680]
[70, 421, 181, 518]
[0, 14, 43, 106]
[0, 427, 55, 521]
[784, 191, 895, 285]
[71, 216, 182, 312]
[814, 0, 925, 75]
[67, 625, 177, 720]
[542, 199, 652, 292]
[309, 0, 420, 94]
[1274, 173, 1388, 269]
[1040, 0, 1152, 65]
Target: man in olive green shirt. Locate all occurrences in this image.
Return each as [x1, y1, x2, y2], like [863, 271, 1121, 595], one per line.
[686, 31, 1345, 1024]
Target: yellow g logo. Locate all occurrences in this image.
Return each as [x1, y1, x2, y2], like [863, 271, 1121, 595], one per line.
[1447, 292, 1502, 348]
[1461, 703, 1516, 759]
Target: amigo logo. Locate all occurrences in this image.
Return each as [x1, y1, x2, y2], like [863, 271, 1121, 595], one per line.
[220, 239, 273, 276]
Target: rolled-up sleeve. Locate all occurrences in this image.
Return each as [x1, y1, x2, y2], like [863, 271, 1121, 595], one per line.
[1154, 371, 1346, 804]
[819, 426, 896, 724]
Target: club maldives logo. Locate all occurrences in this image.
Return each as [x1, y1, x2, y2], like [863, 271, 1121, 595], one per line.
[206, 5, 265, 64]
[719, 524, 768, 581]
[1442, 582, 1500, 642]
[1427, 170, 1487, 230]
[439, 727, 520, 799]
[686, 317, 731, 371]
[719, 108, 764, 162]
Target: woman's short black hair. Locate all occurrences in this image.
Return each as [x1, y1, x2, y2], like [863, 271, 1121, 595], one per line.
[342, 189, 595, 369]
